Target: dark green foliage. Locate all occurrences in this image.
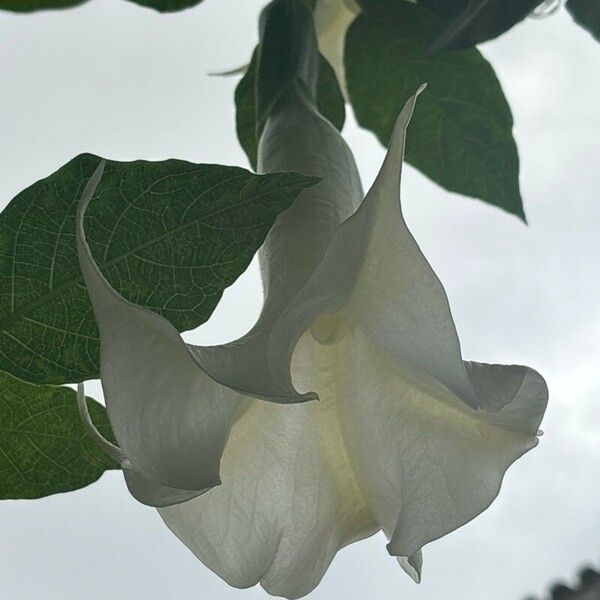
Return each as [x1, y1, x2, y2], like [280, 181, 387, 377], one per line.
[0, 0, 203, 12]
[567, 0, 600, 42]
[0, 0, 84, 10]
[0, 370, 117, 499]
[0, 154, 317, 384]
[346, 1, 524, 217]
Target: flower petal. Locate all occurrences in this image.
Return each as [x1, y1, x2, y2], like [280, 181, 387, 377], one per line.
[341, 85, 478, 406]
[268, 86, 477, 405]
[75, 82, 369, 508]
[314, 0, 361, 94]
[309, 88, 548, 565]
[150, 71, 375, 596]
[195, 87, 364, 402]
[465, 361, 548, 434]
[159, 332, 376, 600]
[332, 327, 547, 561]
[171, 1, 366, 406]
[76, 163, 248, 506]
[397, 550, 423, 584]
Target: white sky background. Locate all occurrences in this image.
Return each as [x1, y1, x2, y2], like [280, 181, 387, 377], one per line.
[0, 1, 599, 599]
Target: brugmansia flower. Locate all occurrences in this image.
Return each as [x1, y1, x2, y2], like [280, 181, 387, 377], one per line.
[76, 82, 547, 600]
[314, 0, 360, 92]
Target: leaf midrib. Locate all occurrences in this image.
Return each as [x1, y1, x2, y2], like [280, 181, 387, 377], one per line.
[0, 426, 90, 441]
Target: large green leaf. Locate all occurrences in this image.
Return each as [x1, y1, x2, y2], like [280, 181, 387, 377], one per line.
[235, 50, 346, 171]
[425, 0, 542, 51]
[0, 370, 117, 499]
[0, 154, 317, 385]
[567, 0, 600, 42]
[346, 1, 524, 218]
[235, 55, 261, 170]
[0, 0, 203, 12]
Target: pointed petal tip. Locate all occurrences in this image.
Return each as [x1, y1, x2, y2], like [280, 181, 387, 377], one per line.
[93, 158, 106, 180]
[386, 84, 426, 147]
[77, 158, 106, 222]
[407, 570, 422, 584]
[394, 549, 423, 584]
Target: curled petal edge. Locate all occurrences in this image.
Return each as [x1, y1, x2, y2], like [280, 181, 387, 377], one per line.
[76, 163, 246, 506]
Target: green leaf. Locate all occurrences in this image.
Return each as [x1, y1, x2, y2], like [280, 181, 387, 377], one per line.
[236, 50, 346, 170]
[427, 0, 542, 51]
[235, 54, 261, 170]
[315, 57, 346, 132]
[0, 369, 117, 499]
[346, 1, 524, 218]
[0, 154, 317, 385]
[567, 0, 600, 42]
[0, 0, 203, 12]
[0, 0, 85, 10]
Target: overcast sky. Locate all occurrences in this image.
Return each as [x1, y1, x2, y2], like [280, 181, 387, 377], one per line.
[0, 1, 599, 599]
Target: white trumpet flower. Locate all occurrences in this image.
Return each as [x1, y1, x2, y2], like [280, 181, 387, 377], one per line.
[314, 0, 360, 93]
[76, 84, 547, 599]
